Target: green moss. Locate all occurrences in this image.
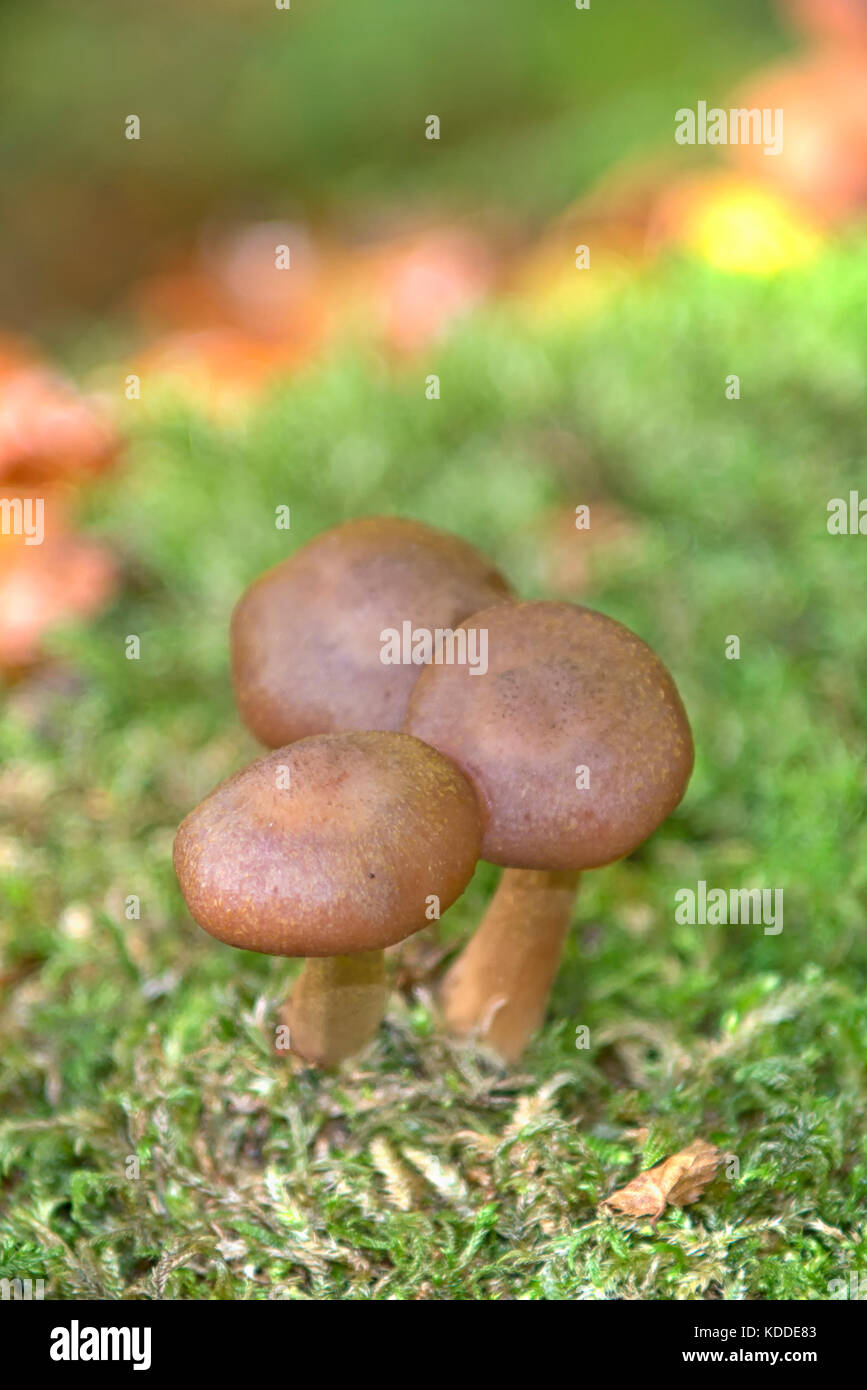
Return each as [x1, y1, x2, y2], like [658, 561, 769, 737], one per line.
[2, 241, 867, 1299]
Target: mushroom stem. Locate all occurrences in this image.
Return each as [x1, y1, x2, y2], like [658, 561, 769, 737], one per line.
[284, 950, 388, 1068]
[439, 868, 581, 1062]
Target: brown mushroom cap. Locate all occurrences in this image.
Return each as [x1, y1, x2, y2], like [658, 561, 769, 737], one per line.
[403, 601, 694, 871]
[230, 516, 512, 748]
[173, 731, 482, 957]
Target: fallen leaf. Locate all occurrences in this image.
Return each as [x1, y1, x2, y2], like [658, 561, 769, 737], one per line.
[602, 1139, 722, 1224]
[0, 365, 120, 486]
[730, 52, 867, 222]
[129, 222, 327, 345]
[0, 501, 118, 668]
[340, 226, 492, 356]
[781, 0, 867, 46]
[135, 328, 304, 417]
[379, 229, 491, 354]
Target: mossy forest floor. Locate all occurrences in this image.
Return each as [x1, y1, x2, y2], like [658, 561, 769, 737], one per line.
[2, 242, 867, 1299]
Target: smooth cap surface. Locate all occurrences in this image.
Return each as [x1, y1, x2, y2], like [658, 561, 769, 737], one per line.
[173, 731, 482, 956]
[230, 516, 512, 747]
[404, 601, 693, 871]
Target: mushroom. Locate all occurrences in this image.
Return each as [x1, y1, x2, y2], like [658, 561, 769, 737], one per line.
[173, 731, 482, 1066]
[403, 600, 694, 1061]
[230, 516, 512, 748]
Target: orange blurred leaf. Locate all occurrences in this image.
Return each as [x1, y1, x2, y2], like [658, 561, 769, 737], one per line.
[0, 497, 117, 669]
[0, 363, 120, 487]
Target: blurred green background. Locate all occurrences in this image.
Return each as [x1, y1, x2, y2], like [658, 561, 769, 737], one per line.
[0, 0, 787, 333]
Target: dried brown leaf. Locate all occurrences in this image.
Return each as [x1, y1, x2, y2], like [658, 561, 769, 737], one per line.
[602, 1139, 722, 1224]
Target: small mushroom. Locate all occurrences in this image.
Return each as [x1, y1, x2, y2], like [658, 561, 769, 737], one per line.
[230, 516, 512, 748]
[173, 731, 482, 1066]
[404, 600, 693, 1061]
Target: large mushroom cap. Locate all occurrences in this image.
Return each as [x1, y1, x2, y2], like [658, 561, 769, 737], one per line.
[230, 516, 512, 747]
[173, 731, 482, 957]
[404, 601, 693, 871]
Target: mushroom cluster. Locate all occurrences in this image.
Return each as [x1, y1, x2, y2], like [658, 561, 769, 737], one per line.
[174, 516, 693, 1067]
